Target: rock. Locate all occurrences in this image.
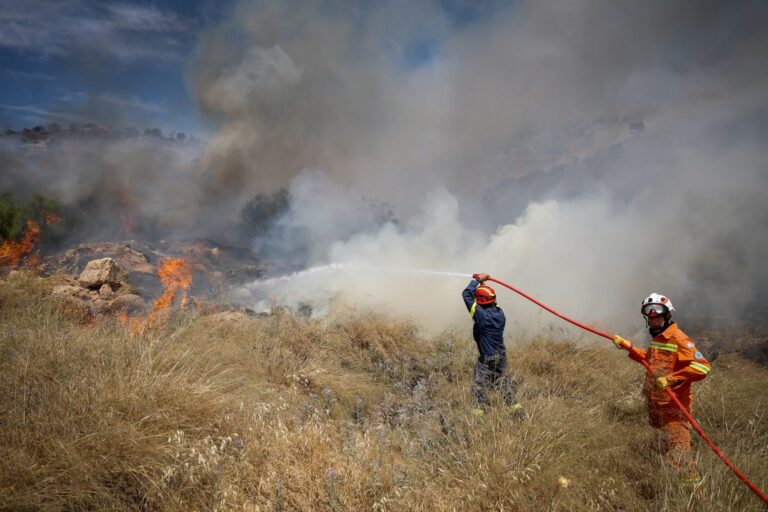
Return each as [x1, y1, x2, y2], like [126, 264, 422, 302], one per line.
[52, 285, 80, 297]
[58, 243, 155, 275]
[111, 294, 145, 313]
[78, 258, 120, 288]
[75, 288, 100, 301]
[90, 298, 111, 315]
[98, 283, 115, 299]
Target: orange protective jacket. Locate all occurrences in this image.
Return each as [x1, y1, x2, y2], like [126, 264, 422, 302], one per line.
[627, 322, 711, 412]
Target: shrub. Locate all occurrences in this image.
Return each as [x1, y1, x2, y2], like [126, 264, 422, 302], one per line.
[0, 193, 60, 242]
[238, 188, 290, 243]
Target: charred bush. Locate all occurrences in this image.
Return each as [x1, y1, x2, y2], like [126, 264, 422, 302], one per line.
[238, 188, 289, 243]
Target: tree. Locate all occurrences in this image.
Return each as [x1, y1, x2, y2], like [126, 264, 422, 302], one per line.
[239, 188, 290, 242]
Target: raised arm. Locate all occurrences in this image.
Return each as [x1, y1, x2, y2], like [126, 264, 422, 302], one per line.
[462, 279, 479, 312]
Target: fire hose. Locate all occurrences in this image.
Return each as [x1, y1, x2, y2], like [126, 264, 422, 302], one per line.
[475, 274, 768, 504]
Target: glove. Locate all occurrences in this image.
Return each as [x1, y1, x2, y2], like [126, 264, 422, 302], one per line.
[612, 335, 631, 350]
[474, 273, 490, 283]
[656, 376, 671, 390]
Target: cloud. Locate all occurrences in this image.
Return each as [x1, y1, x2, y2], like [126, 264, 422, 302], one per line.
[0, 0, 188, 60]
[88, 94, 168, 114]
[0, 90, 167, 128]
[106, 3, 185, 32]
[0, 104, 89, 124]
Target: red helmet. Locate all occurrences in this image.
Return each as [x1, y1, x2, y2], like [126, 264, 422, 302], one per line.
[475, 285, 496, 305]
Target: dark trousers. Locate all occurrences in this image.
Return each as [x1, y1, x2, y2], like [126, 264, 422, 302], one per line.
[472, 352, 518, 407]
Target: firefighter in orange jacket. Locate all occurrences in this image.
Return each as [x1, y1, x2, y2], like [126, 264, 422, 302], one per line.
[613, 293, 711, 485]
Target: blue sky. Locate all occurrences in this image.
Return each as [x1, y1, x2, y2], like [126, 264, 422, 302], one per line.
[0, 0, 502, 135]
[0, 0, 233, 134]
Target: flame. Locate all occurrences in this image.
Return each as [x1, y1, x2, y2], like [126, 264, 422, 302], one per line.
[153, 257, 193, 311]
[0, 211, 62, 267]
[0, 220, 41, 267]
[119, 257, 194, 335]
[43, 211, 62, 225]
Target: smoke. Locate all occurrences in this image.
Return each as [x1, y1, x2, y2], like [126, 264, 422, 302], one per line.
[189, 1, 767, 207]
[218, 0, 768, 334]
[242, 148, 766, 336]
[3, 1, 767, 335]
[0, 135, 208, 242]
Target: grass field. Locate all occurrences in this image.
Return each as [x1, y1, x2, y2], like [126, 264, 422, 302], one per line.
[1, 274, 766, 511]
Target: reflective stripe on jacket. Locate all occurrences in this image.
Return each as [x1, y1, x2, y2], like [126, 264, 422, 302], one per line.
[462, 279, 506, 357]
[628, 322, 711, 411]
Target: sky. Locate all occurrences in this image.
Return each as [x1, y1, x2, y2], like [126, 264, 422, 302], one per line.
[0, 0, 227, 133]
[0, 0, 500, 135]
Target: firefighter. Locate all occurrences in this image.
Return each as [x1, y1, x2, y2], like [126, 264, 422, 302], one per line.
[462, 273, 523, 417]
[613, 293, 711, 486]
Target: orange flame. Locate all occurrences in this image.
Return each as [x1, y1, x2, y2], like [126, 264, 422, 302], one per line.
[119, 257, 194, 335]
[153, 257, 193, 311]
[0, 220, 41, 267]
[43, 211, 62, 225]
[0, 211, 62, 267]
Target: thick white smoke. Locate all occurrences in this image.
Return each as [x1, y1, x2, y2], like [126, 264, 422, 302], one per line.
[218, 1, 768, 335]
[240, 147, 765, 337]
[5, 1, 766, 337]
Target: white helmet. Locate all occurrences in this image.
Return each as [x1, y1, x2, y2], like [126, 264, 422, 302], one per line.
[641, 293, 675, 318]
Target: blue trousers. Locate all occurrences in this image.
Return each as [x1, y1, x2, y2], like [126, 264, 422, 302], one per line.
[472, 352, 518, 407]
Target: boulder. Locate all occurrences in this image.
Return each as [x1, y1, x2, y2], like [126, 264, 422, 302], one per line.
[78, 258, 120, 288]
[111, 294, 145, 313]
[98, 283, 116, 299]
[90, 298, 111, 315]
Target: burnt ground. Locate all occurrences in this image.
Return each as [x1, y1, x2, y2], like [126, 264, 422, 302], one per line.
[49, 238, 267, 299]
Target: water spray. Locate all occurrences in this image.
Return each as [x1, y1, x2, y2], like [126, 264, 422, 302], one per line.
[247, 263, 471, 289]
[239, 263, 472, 315]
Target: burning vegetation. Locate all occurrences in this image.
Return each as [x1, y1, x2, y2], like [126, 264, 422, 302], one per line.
[118, 257, 198, 334]
[153, 257, 193, 310]
[0, 220, 41, 267]
[0, 208, 61, 268]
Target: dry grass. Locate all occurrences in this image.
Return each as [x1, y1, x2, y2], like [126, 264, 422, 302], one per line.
[1, 274, 766, 511]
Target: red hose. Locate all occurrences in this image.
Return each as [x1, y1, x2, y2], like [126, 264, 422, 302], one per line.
[486, 276, 768, 504]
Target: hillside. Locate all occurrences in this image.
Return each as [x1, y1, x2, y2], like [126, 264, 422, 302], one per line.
[1, 274, 766, 511]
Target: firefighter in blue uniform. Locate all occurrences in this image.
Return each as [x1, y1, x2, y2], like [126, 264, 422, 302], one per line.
[462, 273, 523, 417]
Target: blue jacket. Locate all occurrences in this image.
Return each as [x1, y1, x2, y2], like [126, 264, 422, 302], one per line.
[462, 279, 506, 357]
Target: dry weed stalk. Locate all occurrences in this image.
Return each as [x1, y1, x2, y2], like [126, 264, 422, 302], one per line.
[0, 277, 766, 510]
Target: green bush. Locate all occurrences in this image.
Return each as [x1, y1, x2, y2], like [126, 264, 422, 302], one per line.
[0, 192, 60, 242]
